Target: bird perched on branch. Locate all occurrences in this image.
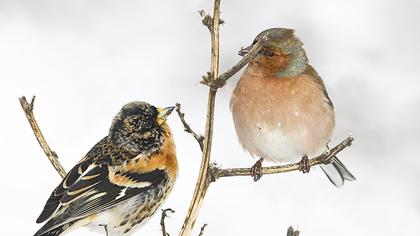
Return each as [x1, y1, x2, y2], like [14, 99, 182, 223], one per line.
[230, 28, 355, 186]
[34, 101, 177, 235]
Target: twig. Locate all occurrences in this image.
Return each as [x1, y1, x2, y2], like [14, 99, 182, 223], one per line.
[209, 38, 265, 89]
[287, 226, 300, 236]
[209, 136, 353, 180]
[99, 224, 109, 236]
[161, 208, 175, 236]
[178, 1, 221, 235]
[19, 96, 67, 178]
[175, 103, 204, 151]
[198, 224, 208, 236]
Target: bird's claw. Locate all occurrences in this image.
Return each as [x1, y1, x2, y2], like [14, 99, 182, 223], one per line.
[298, 155, 310, 174]
[251, 158, 263, 181]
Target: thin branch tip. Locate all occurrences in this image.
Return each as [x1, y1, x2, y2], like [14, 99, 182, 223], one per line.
[287, 226, 300, 236]
[175, 103, 204, 151]
[162, 208, 175, 214]
[19, 95, 67, 178]
[198, 224, 208, 236]
[98, 224, 109, 236]
[160, 208, 175, 236]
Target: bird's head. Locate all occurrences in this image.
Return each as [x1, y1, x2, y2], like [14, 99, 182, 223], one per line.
[239, 28, 303, 56]
[239, 28, 308, 76]
[109, 101, 175, 155]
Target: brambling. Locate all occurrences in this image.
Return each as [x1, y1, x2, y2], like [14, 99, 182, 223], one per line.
[34, 101, 177, 235]
[230, 28, 355, 186]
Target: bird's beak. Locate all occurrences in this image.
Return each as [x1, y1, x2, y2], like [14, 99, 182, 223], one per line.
[157, 106, 175, 124]
[238, 44, 253, 57]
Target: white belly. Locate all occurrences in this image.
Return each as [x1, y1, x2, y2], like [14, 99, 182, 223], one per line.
[89, 196, 148, 235]
[233, 103, 336, 162]
[238, 122, 305, 163]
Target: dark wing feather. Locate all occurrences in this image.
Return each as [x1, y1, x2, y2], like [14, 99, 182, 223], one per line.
[36, 166, 168, 235]
[36, 137, 110, 223]
[59, 165, 104, 205]
[36, 160, 92, 223]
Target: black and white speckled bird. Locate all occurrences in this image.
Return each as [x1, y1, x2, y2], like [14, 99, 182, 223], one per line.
[34, 101, 178, 236]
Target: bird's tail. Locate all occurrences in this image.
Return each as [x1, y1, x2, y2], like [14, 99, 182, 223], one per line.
[319, 156, 356, 187]
[34, 222, 72, 236]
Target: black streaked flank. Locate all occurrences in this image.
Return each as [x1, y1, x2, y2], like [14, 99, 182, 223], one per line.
[115, 169, 168, 186]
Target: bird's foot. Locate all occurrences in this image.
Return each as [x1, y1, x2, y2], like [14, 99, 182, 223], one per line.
[251, 158, 264, 181]
[298, 155, 310, 174]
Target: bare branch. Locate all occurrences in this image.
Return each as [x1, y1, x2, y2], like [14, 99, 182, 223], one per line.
[161, 208, 175, 236]
[287, 226, 300, 236]
[175, 103, 204, 151]
[209, 136, 354, 181]
[198, 224, 208, 236]
[19, 96, 67, 178]
[179, 1, 221, 235]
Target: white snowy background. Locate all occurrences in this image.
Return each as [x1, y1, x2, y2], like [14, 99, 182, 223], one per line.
[1, 0, 419, 235]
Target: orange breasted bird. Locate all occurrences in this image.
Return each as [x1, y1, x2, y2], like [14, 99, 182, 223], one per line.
[230, 28, 355, 186]
[34, 101, 178, 235]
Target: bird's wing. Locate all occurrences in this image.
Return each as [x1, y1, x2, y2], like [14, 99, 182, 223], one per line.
[35, 136, 111, 223]
[305, 65, 334, 109]
[36, 162, 168, 235]
[36, 156, 94, 223]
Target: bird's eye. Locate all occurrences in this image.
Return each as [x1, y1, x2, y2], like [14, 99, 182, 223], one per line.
[252, 39, 258, 45]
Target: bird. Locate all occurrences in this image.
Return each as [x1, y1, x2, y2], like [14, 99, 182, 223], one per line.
[34, 101, 178, 236]
[230, 28, 355, 186]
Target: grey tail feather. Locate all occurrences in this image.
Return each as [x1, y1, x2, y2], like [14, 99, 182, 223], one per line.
[34, 222, 72, 236]
[320, 156, 356, 187]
